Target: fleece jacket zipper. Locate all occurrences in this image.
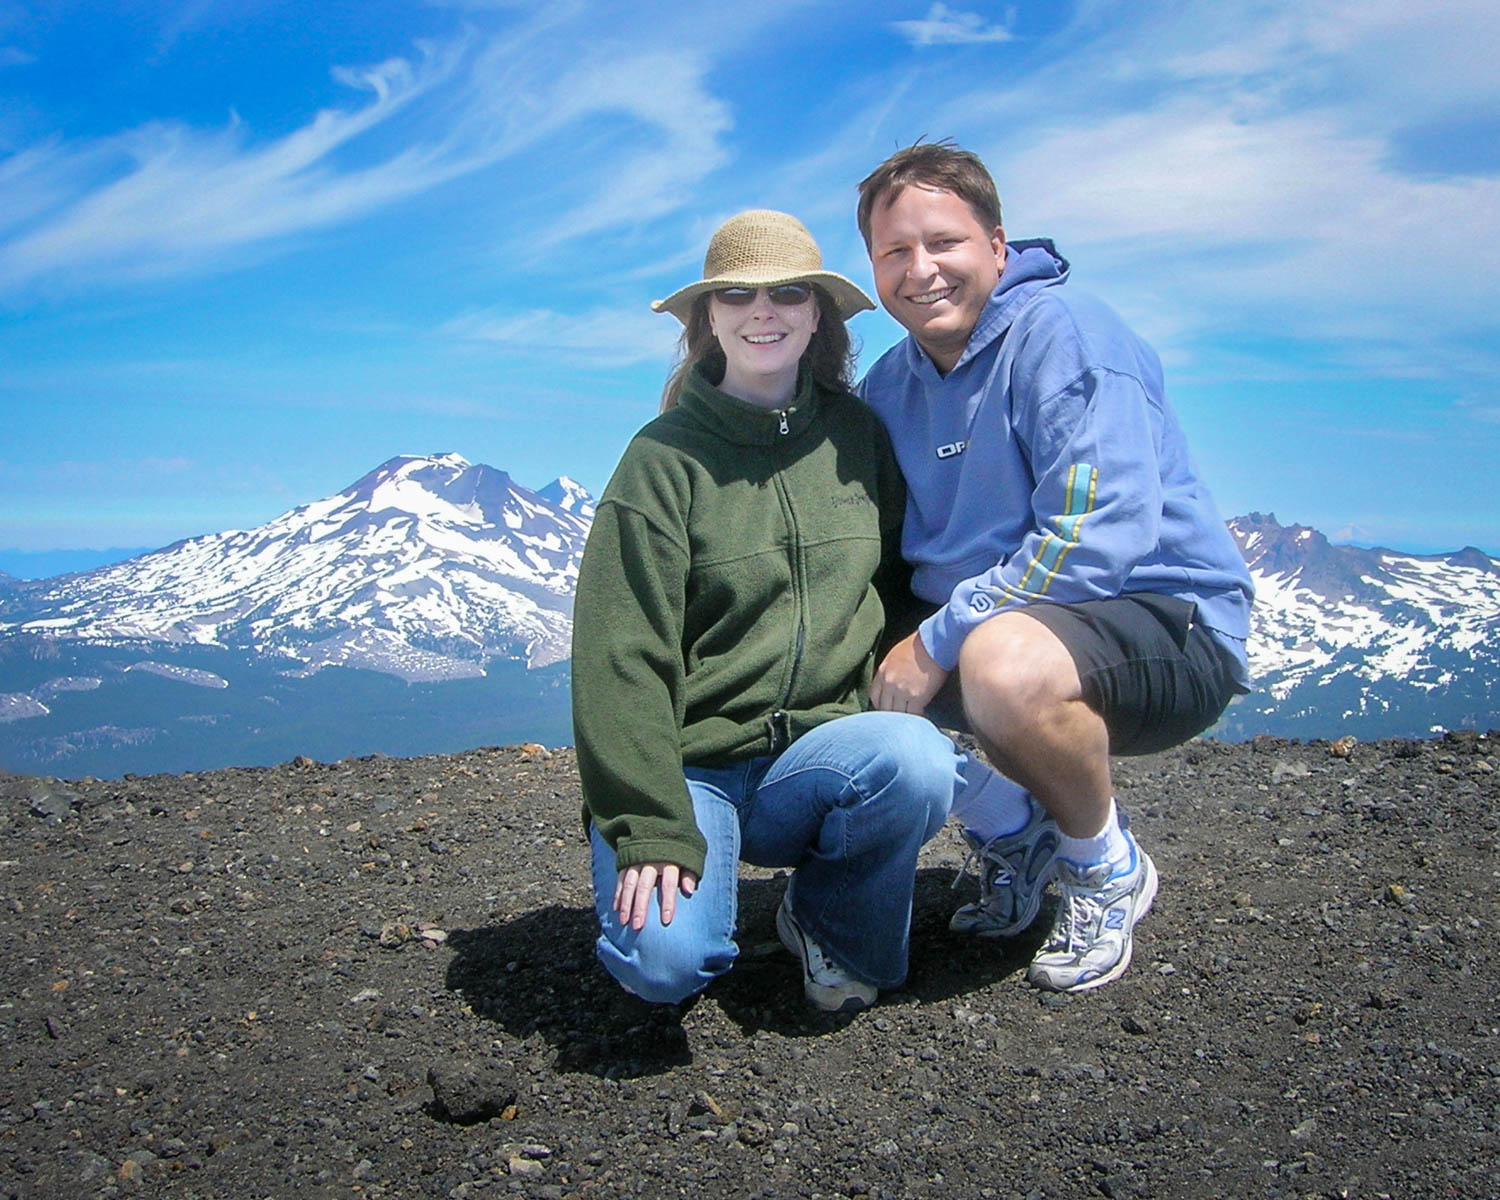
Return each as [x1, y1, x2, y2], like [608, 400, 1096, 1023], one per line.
[768, 463, 806, 754]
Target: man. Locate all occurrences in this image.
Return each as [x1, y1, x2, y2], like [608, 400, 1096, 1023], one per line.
[855, 141, 1253, 993]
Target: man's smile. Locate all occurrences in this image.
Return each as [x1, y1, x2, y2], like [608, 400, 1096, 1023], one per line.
[906, 286, 956, 306]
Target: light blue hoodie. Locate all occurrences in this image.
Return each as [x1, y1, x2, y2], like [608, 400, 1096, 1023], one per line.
[857, 239, 1253, 685]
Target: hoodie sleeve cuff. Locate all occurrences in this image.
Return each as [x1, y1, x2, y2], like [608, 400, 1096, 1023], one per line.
[917, 607, 964, 672]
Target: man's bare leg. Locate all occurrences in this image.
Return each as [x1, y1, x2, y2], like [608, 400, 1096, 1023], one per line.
[951, 610, 1156, 990]
[955, 611, 1111, 838]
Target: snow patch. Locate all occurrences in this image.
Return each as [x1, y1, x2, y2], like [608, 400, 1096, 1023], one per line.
[125, 662, 230, 689]
[281, 628, 488, 684]
[36, 677, 103, 697]
[0, 694, 49, 723]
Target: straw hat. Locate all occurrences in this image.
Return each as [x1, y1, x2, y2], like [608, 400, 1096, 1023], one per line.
[652, 209, 875, 324]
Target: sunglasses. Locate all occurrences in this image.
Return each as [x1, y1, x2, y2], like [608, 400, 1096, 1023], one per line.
[713, 283, 815, 307]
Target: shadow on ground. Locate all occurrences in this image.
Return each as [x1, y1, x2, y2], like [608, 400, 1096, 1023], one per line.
[444, 868, 1037, 1078]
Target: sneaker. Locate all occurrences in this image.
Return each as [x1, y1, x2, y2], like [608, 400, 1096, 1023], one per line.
[1026, 835, 1158, 993]
[776, 900, 877, 1013]
[948, 803, 1060, 937]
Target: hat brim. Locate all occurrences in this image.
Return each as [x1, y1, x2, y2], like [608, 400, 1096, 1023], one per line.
[652, 270, 875, 324]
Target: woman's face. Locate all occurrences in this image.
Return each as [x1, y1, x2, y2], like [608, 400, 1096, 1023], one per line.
[707, 283, 820, 404]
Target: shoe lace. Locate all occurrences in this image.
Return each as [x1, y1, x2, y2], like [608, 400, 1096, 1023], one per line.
[1052, 887, 1104, 953]
[953, 835, 1016, 899]
[801, 933, 852, 984]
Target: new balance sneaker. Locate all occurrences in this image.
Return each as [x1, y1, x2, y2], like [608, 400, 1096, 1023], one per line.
[1026, 834, 1158, 993]
[949, 803, 1060, 937]
[776, 900, 878, 1013]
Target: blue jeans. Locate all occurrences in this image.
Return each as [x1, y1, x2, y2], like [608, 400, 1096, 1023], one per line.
[590, 711, 962, 1004]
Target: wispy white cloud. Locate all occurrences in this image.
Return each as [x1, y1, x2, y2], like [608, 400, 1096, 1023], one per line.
[148, 0, 243, 60]
[529, 51, 732, 245]
[442, 303, 678, 367]
[874, 0, 1500, 384]
[0, 40, 470, 297]
[423, 0, 550, 8]
[0, 11, 735, 302]
[0, 454, 197, 489]
[4, 0, 1498, 554]
[0, 45, 32, 66]
[891, 4, 1015, 47]
[1459, 399, 1500, 426]
[714, 0, 1500, 404]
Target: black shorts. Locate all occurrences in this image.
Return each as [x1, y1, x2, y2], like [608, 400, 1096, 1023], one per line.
[881, 591, 1242, 756]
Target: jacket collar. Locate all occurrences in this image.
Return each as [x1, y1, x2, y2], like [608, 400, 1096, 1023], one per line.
[678, 362, 822, 446]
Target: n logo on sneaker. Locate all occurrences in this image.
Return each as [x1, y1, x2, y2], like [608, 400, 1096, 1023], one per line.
[1104, 909, 1127, 931]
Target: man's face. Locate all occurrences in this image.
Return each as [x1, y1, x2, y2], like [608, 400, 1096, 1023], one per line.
[867, 184, 1005, 373]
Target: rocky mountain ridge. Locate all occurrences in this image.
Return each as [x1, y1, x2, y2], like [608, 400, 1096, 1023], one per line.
[3, 461, 1499, 779]
[1223, 512, 1500, 739]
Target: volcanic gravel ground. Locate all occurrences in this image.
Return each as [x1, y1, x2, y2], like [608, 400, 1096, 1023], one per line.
[2, 732, 1499, 1199]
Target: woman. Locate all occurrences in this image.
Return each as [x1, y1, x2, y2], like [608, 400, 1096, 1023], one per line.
[571, 210, 961, 1012]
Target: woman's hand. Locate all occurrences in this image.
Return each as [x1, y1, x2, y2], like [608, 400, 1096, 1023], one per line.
[615, 862, 699, 931]
[870, 631, 949, 715]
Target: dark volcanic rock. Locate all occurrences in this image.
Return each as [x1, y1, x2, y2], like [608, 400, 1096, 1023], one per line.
[1, 735, 1498, 1198]
[427, 1058, 519, 1124]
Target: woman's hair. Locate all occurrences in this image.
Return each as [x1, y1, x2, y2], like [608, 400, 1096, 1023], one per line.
[659, 285, 856, 412]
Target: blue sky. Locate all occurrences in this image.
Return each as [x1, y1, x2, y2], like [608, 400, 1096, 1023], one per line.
[2, 0, 1498, 577]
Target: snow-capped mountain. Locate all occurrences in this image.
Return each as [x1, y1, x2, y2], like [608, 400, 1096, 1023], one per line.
[1225, 512, 1500, 738]
[5, 477, 1497, 778]
[1, 454, 594, 679]
[537, 476, 597, 520]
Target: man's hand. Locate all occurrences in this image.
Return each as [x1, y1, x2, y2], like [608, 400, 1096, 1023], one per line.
[870, 632, 949, 715]
[615, 862, 699, 931]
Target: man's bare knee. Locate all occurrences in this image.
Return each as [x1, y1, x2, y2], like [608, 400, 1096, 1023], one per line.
[958, 612, 1082, 719]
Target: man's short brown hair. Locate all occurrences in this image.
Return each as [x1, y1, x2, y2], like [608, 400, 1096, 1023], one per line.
[856, 139, 1003, 248]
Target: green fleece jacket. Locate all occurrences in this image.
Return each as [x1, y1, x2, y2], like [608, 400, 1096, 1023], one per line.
[571, 363, 909, 877]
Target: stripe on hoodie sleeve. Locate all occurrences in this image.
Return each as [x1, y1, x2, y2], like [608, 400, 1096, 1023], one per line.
[984, 463, 1098, 605]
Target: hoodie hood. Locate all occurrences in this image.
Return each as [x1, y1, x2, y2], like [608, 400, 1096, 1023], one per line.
[938, 238, 1070, 372]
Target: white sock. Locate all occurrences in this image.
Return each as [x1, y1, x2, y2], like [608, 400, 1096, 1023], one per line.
[952, 754, 1033, 841]
[1057, 798, 1131, 872]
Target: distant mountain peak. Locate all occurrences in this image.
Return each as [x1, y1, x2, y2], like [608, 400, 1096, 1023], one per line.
[1223, 512, 1500, 739]
[1448, 546, 1500, 574]
[1, 454, 595, 677]
[538, 476, 597, 519]
[339, 453, 528, 532]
